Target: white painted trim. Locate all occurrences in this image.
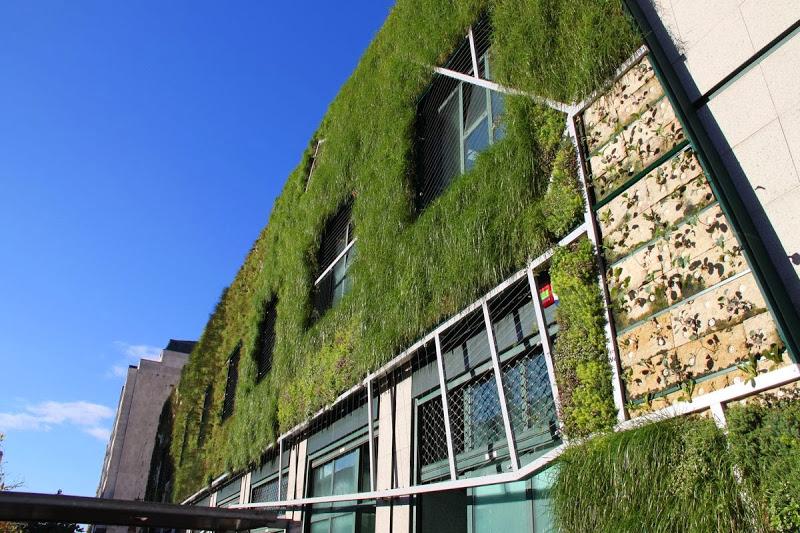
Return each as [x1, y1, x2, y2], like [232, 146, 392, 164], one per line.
[249, 224, 588, 463]
[710, 402, 727, 429]
[230, 364, 800, 510]
[366, 378, 376, 492]
[314, 238, 357, 286]
[467, 26, 480, 78]
[277, 437, 284, 501]
[482, 301, 520, 470]
[435, 333, 458, 481]
[231, 444, 566, 509]
[527, 268, 564, 432]
[185, 224, 588, 505]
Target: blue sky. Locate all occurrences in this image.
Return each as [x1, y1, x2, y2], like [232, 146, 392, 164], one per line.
[0, 0, 393, 496]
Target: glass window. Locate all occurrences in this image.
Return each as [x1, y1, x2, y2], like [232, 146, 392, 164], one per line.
[314, 205, 355, 316]
[416, 51, 506, 210]
[308, 445, 374, 533]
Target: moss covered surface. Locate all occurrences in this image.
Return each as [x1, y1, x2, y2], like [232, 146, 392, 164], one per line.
[168, 0, 640, 500]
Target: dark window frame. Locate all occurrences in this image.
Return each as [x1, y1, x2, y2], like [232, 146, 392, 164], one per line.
[254, 297, 278, 382]
[221, 343, 241, 422]
[312, 201, 356, 317]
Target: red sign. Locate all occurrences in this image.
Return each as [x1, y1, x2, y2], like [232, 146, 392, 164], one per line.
[539, 283, 555, 308]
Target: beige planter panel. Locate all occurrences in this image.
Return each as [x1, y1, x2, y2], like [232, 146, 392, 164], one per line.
[618, 313, 676, 371]
[742, 312, 785, 359]
[669, 273, 767, 349]
[584, 57, 660, 151]
[664, 236, 748, 306]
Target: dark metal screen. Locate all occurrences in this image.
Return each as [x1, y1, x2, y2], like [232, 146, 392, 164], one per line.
[197, 384, 213, 445]
[313, 202, 355, 316]
[251, 478, 279, 503]
[417, 395, 449, 469]
[416, 274, 559, 481]
[254, 298, 277, 381]
[221, 345, 240, 421]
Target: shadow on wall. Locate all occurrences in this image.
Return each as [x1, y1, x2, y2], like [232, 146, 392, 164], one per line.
[638, 0, 800, 310]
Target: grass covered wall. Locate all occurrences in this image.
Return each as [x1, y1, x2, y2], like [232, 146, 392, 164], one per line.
[168, 0, 641, 500]
[552, 394, 800, 533]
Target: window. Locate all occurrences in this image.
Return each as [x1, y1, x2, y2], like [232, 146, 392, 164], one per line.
[197, 384, 213, 445]
[254, 298, 277, 382]
[414, 278, 559, 483]
[221, 344, 240, 421]
[308, 443, 374, 533]
[313, 202, 355, 316]
[415, 18, 505, 210]
[251, 471, 288, 504]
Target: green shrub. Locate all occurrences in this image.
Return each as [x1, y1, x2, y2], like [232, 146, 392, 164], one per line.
[550, 237, 616, 436]
[727, 392, 800, 532]
[552, 417, 749, 532]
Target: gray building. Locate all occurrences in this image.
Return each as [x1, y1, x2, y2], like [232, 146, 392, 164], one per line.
[96, 339, 194, 510]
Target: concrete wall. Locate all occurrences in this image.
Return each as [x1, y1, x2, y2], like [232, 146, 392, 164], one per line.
[640, 0, 800, 308]
[97, 349, 188, 502]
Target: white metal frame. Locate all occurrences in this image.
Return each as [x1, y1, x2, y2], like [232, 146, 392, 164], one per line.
[313, 237, 357, 287]
[434, 333, 459, 480]
[482, 302, 520, 470]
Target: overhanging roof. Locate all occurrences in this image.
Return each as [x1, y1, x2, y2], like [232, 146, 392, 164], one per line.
[0, 491, 291, 531]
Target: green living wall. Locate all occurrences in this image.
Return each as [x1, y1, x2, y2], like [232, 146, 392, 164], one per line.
[552, 393, 800, 533]
[168, 0, 640, 500]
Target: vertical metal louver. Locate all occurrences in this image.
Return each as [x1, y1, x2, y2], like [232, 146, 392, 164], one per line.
[197, 384, 213, 445]
[254, 298, 277, 382]
[313, 202, 355, 316]
[221, 344, 240, 421]
[415, 16, 504, 211]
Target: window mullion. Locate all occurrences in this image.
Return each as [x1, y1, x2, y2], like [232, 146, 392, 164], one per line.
[459, 83, 465, 175]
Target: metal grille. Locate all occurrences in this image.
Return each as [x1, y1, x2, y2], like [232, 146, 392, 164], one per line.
[501, 349, 558, 441]
[313, 201, 355, 316]
[417, 394, 449, 468]
[251, 478, 279, 503]
[197, 384, 213, 445]
[221, 344, 240, 421]
[448, 370, 503, 457]
[280, 472, 288, 500]
[254, 298, 277, 381]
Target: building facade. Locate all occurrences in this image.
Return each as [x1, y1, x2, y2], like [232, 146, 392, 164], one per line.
[148, 1, 800, 532]
[96, 340, 195, 522]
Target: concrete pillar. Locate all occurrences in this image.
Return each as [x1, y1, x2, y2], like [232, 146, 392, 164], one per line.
[374, 377, 413, 533]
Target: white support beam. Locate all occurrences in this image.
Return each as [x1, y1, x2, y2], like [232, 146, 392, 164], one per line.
[527, 268, 564, 431]
[481, 302, 520, 470]
[233, 444, 566, 509]
[314, 238, 357, 286]
[277, 438, 284, 501]
[710, 402, 727, 430]
[232, 364, 800, 511]
[366, 379, 376, 492]
[434, 333, 458, 481]
[467, 26, 480, 77]
[433, 66, 575, 114]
